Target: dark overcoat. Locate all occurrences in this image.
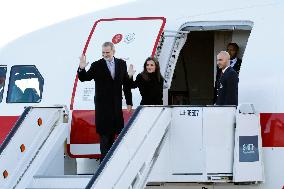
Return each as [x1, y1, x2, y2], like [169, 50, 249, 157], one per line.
[77, 58, 132, 135]
[130, 73, 163, 105]
[216, 66, 238, 106]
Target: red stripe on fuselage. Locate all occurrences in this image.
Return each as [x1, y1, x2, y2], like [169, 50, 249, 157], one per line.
[1, 112, 284, 148]
[70, 110, 132, 144]
[67, 110, 132, 158]
[70, 111, 284, 147]
[71, 110, 98, 144]
[260, 113, 284, 147]
[0, 116, 19, 144]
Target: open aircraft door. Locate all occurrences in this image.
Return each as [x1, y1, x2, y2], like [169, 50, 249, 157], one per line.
[68, 17, 166, 158]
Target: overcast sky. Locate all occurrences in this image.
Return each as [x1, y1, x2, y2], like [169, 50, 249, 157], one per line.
[0, 0, 133, 48]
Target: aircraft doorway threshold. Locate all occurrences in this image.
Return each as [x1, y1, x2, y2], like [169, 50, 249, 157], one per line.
[163, 21, 253, 106]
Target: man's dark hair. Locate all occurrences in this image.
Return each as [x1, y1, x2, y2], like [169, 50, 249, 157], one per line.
[227, 42, 239, 51]
[102, 41, 115, 50]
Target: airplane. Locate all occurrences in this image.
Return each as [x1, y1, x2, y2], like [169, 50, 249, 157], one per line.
[0, 0, 284, 188]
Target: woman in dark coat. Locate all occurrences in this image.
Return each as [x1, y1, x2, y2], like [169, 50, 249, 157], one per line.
[128, 57, 164, 105]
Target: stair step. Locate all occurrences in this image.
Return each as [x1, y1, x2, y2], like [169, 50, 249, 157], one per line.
[27, 175, 92, 189]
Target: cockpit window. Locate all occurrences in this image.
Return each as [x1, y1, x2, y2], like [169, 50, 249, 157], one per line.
[0, 66, 7, 103]
[7, 65, 44, 103]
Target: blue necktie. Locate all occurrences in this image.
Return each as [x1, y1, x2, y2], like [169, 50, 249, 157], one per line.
[108, 61, 115, 79]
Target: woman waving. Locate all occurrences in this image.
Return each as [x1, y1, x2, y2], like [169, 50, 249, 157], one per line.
[128, 57, 164, 105]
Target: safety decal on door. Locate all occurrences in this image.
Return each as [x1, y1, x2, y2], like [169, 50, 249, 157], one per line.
[239, 135, 259, 162]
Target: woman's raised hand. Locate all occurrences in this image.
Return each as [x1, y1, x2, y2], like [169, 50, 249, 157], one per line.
[128, 64, 136, 78]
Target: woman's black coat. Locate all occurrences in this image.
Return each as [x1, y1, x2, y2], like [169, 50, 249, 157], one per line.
[131, 73, 163, 105]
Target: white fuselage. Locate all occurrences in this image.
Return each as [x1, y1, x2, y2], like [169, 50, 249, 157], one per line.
[0, 0, 283, 188]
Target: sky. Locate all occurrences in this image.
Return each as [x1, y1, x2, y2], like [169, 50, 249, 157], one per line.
[0, 0, 133, 48]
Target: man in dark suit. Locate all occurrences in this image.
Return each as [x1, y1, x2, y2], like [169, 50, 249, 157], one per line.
[213, 43, 242, 104]
[215, 51, 238, 106]
[77, 42, 132, 162]
[227, 42, 242, 74]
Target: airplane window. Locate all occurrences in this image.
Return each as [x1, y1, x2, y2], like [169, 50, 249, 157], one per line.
[0, 66, 7, 103]
[7, 65, 44, 103]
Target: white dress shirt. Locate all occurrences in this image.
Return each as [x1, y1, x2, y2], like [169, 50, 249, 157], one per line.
[230, 58, 237, 68]
[222, 65, 230, 74]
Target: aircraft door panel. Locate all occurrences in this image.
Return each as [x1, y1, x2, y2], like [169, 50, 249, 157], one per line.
[69, 17, 166, 158]
[0, 66, 7, 103]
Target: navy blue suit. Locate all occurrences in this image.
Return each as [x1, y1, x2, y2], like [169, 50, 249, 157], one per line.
[216, 66, 238, 106]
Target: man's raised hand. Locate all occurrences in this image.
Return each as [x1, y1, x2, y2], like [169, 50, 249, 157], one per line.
[79, 54, 89, 69]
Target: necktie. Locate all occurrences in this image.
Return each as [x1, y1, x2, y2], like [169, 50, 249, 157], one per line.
[220, 71, 223, 78]
[108, 61, 115, 79]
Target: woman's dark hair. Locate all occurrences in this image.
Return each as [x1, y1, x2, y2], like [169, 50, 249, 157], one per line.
[141, 57, 163, 82]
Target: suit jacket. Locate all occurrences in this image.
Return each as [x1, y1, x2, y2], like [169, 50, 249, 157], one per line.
[213, 58, 242, 104]
[77, 57, 132, 135]
[216, 66, 238, 106]
[232, 58, 242, 75]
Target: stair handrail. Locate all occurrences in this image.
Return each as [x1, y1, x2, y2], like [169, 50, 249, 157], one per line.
[85, 106, 143, 189]
[0, 106, 32, 155]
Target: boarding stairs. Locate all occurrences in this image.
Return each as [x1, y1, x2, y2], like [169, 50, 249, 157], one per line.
[0, 105, 264, 189]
